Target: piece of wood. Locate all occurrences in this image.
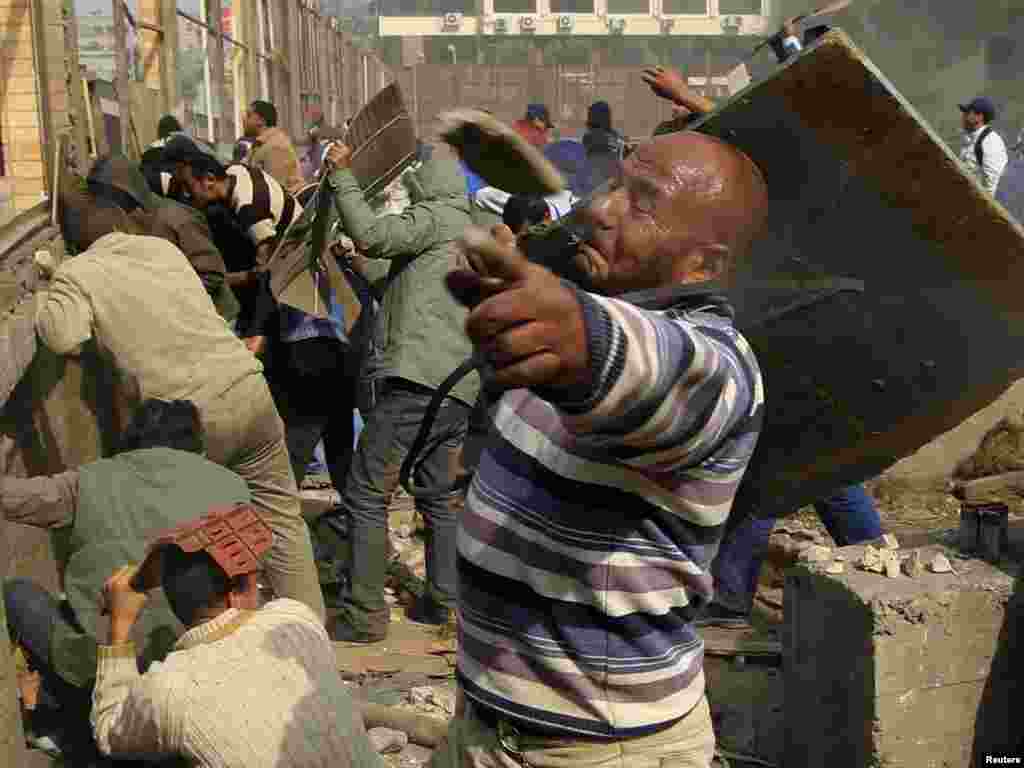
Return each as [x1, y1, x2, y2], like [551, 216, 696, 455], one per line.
[360, 702, 449, 747]
[952, 471, 1024, 501]
[700, 628, 781, 658]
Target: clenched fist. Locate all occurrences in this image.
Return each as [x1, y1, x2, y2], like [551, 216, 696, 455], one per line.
[447, 225, 590, 393]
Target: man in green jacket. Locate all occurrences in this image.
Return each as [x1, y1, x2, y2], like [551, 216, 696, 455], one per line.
[321, 140, 480, 643]
[2, 399, 250, 762]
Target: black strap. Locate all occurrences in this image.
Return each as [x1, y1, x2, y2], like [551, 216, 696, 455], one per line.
[975, 126, 993, 168]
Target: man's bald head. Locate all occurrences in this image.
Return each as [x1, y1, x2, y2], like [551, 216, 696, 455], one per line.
[581, 130, 768, 295]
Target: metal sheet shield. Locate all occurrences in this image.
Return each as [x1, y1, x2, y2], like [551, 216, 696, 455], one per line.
[688, 30, 1024, 517]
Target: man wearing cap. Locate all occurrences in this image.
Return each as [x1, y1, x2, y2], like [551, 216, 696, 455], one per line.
[959, 96, 1008, 194]
[513, 104, 554, 149]
[90, 506, 383, 767]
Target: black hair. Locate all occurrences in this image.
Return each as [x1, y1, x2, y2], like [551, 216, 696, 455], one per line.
[88, 181, 141, 213]
[161, 135, 228, 178]
[157, 115, 183, 139]
[587, 101, 612, 131]
[161, 546, 231, 626]
[119, 399, 205, 455]
[250, 100, 278, 128]
[503, 194, 550, 234]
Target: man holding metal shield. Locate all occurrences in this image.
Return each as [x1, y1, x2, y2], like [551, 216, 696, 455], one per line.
[432, 131, 768, 768]
[319, 140, 479, 644]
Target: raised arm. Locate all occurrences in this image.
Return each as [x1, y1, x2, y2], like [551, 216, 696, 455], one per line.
[324, 143, 441, 261]
[35, 266, 96, 355]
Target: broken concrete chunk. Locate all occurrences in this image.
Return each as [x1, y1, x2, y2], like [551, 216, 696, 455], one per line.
[860, 545, 883, 572]
[409, 686, 433, 707]
[930, 553, 953, 573]
[884, 556, 901, 578]
[368, 727, 408, 754]
[800, 544, 833, 563]
[902, 551, 924, 579]
[881, 533, 900, 550]
[825, 561, 845, 575]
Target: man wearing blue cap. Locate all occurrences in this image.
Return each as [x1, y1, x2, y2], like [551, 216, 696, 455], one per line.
[959, 96, 1008, 194]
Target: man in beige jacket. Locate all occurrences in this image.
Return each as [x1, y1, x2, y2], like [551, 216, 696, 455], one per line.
[243, 100, 305, 195]
[36, 190, 325, 622]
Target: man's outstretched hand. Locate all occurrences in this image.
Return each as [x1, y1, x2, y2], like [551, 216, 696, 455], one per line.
[448, 225, 590, 393]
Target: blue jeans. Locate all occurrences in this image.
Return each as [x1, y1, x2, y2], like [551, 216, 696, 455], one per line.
[712, 485, 882, 613]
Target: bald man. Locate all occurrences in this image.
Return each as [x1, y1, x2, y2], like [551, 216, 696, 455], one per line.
[431, 132, 768, 768]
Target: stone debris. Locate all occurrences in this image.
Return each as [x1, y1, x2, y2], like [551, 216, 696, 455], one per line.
[791, 528, 825, 543]
[884, 554, 901, 579]
[860, 545, 883, 573]
[929, 553, 953, 573]
[368, 727, 408, 754]
[407, 685, 455, 715]
[799, 545, 832, 563]
[833, 554, 845, 562]
[901, 550, 924, 579]
[880, 533, 900, 550]
[408, 686, 433, 707]
[395, 524, 413, 540]
[825, 561, 845, 575]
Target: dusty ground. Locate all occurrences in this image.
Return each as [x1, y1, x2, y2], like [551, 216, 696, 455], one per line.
[19, 475, 1007, 768]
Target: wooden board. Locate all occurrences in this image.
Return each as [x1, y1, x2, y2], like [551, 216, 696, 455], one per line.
[700, 628, 782, 659]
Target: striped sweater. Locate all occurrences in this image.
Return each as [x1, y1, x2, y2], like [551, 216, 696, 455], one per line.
[457, 289, 764, 738]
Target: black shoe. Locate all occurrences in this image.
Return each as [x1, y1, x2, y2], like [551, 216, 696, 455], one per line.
[694, 603, 752, 629]
[327, 615, 386, 644]
[406, 594, 452, 626]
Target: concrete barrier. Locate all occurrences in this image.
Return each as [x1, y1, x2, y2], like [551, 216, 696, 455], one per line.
[784, 545, 1018, 766]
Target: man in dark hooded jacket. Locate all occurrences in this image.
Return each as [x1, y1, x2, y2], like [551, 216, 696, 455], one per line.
[88, 153, 240, 324]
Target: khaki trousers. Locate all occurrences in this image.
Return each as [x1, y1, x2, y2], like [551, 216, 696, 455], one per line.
[430, 695, 715, 768]
[201, 373, 326, 621]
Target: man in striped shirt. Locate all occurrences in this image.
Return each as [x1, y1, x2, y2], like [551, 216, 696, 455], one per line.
[171, 146, 303, 354]
[432, 131, 769, 768]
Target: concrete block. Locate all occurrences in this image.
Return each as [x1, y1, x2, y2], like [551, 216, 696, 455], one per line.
[784, 544, 1018, 767]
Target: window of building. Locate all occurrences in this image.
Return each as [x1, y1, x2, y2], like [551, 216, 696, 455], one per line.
[662, 0, 708, 14]
[719, 0, 763, 13]
[550, 0, 595, 13]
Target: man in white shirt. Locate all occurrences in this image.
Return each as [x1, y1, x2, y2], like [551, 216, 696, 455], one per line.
[92, 505, 382, 768]
[959, 96, 1008, 194]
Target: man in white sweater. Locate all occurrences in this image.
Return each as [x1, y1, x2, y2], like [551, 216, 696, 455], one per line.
[92, 505, 383, 768]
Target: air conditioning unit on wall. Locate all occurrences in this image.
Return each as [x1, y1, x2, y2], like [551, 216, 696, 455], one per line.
[721, 14, 742, 32]
[519, 15, 537, 31]
[443, 12, 462, 30]
[557, 14, 573, 31]
[608, 17, 626, 33]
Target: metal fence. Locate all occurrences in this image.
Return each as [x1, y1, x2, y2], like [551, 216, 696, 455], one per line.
[71, 0, 394, 162]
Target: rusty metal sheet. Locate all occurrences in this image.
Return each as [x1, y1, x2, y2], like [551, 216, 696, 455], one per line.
[691, 30, 1024, 517]
[346, 82, 418, 200]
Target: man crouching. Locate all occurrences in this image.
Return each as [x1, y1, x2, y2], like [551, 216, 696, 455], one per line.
[435, 131, 769, 767]
[92, 506, 383, 768]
